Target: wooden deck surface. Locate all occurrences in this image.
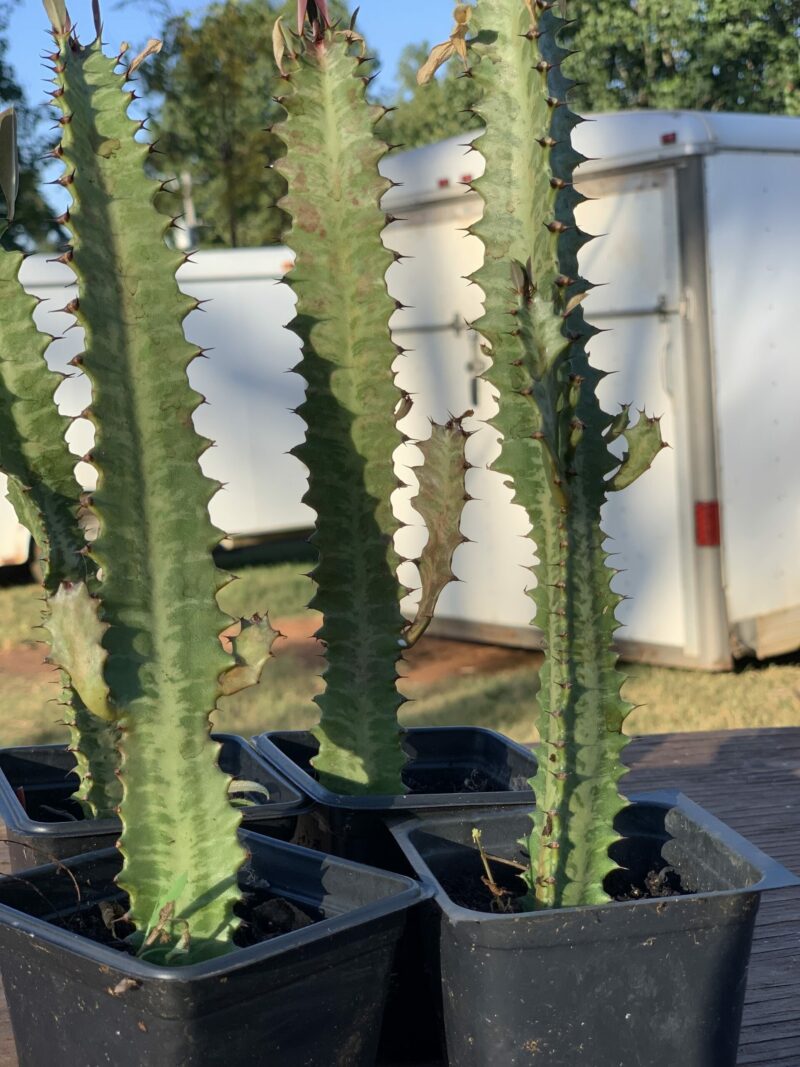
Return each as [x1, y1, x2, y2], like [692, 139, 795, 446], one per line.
[1, 728, 798, 1065]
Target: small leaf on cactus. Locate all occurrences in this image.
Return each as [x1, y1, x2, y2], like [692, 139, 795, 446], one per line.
[46, 581, 112, 721]
[221, 614, 281, 696]
[404, 417, 472, 648]
[605, 404, 631, 443]
[608, 412, 666, 491]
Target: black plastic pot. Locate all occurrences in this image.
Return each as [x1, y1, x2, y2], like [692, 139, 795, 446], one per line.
[252, 726, 537, 1064]
[0, 829, 427, 1067]
[252, 727, 537, 871]
[0, 734, 308, 872]
[390, 791, 800, 1067]
[252, 726, 538, 1065]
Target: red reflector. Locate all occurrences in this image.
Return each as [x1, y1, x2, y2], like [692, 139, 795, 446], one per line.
[695, 502, 721, 547]
[661, 132, 677, 145]
[438, 177, 450, 188]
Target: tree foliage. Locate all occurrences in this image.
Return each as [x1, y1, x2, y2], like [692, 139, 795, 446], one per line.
[141, 0, 350, 248]
[0, 1, 62, 249]
[390, 0, 799, 151]
[565, 0, 800, 115]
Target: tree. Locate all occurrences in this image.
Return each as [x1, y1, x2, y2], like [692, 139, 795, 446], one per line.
[565, 0, 799, 115]
[0, 1, 62, 249]
[390, 0, 799, 151]
[141, 0, 351, 248]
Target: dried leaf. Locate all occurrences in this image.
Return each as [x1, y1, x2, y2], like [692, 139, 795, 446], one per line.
[143, 901, 176, 948]
[564, 290, 588, 316]
[341, 27, 367, 56]
[128, 39, 162, 76]
[273, 16, 288, 74]
[43, 0, 71, 35]
[228, 779, 271, 801]
[138, 872, 187, 956]
[417, 41, 456, 85]
[0, 107, 19, 223]
[108, 978, 141, 997]
[418, 4, 472, 84]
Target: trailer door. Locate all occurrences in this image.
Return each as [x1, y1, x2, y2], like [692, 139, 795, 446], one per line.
[389, 166, 718, 667]
[575, 167, 702, 665]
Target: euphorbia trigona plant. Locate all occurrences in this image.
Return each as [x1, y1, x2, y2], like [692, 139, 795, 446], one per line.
[270, 5, 471, 795]
[421, 0, 666, 908]
[0, 0, 275, 963]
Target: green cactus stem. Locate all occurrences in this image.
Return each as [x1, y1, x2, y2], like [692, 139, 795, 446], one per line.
[45, 4, 245, 962]
[0, 106, 121, 819]
[404, 416, 471, 648]
[273, 13, 408, 795]
[456, 0, 665, 907]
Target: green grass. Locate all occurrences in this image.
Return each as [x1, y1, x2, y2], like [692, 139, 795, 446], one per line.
[0, 561, 798, 749]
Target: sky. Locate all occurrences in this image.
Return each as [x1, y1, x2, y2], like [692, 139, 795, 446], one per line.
[6, 0, 455, 109]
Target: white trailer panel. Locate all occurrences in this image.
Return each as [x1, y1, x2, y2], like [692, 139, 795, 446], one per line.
[703, 151, 800, 656]
[2, 111, 797, 669]
[5, 248, 312, 546]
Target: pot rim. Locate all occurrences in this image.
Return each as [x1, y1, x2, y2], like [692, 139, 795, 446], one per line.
[0, 828, 430, 982]
[389, 789, 800, 925]
[0, 734, 309, 839]
[252, 725, 537, 810]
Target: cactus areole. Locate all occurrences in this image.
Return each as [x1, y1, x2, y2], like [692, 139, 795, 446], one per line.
[422, 0, 665, 909]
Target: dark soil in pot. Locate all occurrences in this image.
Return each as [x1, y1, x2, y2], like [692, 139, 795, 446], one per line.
[58, 887, 320, 956]
[440, 845, 687, 914]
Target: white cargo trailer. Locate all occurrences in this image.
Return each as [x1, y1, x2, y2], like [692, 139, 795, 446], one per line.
[3, 110, 798, 670]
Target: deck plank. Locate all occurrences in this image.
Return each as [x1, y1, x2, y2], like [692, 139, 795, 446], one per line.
[1, 728, 798, 1064]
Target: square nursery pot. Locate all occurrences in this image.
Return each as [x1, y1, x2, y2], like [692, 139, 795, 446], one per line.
[252, 727, 537, 871]
[0, 734, 308, 872]
[252, 726, 536, 1064]
[0, 829, 427, 1067]
[390, 791, 800, 1067]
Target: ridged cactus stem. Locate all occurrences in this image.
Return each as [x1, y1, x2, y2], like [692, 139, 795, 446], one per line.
[46, 9, 244, 963]
[0, 107, 119, 819]
[462, 0, 664, 907]
[274, 17, 407, 795]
